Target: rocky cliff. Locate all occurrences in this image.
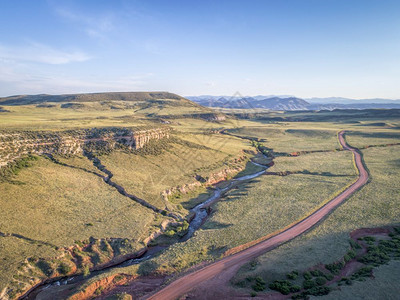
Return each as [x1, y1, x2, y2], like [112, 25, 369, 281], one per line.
[0, 127, 170, 168]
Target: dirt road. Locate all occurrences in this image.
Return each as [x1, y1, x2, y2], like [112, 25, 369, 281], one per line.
[147, 131, 369, 300]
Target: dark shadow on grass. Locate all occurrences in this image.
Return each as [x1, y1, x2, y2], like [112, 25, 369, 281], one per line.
[348, 131, 400, 139]
[180, 188, 215, 210]
[390, 159, 400, 168]
[202, 221, 233, 230]
[0, 231, 57, 248]
[265, 170, 354, 178]
[44, 153, 103, 178]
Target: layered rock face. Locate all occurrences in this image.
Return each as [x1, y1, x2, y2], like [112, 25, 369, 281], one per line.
[0, 127, 169, 167]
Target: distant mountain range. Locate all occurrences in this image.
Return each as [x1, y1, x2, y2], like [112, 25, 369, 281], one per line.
[1, 92, 400, 111]
[187, 95, 400, 111]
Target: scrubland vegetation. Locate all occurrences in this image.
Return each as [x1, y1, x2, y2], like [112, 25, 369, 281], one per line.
[99, 133, 252, 211]
[0, 95, 252, 298]
[232, 141, 400, 299]
[1, 96, 399, 299]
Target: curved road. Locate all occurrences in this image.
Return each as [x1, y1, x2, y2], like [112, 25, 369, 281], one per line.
[148, 131, 368, 300]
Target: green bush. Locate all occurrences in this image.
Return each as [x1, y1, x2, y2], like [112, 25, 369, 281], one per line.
[234, 280, 246, 288]
[307, 286, 331, 296]
[36, 259, 53, 276]
[57, 262, 71, 275]
[347, 249, 356, 259]
[165, 229, 175, 237]
[0, 154, 39, 180]
[350, 266, 373, 280]
[315, 277, 327, 286]
[303, 271, 312, 280]
[269, 280, 295, 295]
[325, 261, 345, 274]
[94, 286, 104, 296]
[359, 236, 376, 242]
[291, 292, 309, 300]
[324, 273, 334, 281]
[358, 247, 390, 266]
[82, 265, 90, 277]
[310, 269, 324, 277]
[286, 270, 299, 280]
[303, 279, 316, 289]
[252, 276, 266, 291]
[350, 239, 362, 249]
[290, 285, 301, 293]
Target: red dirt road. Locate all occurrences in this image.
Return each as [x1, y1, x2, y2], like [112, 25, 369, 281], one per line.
[148, 131, 369, 300]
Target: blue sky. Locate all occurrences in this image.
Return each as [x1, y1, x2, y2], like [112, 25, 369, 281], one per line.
[0, 0, 399, 98]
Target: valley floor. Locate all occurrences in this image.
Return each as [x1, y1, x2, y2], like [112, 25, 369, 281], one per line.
[1, 107, 399, 300]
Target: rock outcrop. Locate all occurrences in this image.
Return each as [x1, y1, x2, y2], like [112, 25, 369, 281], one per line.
[0, 127, 170, 168]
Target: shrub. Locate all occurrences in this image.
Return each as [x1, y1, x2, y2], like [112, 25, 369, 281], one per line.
[250, 260, 258, 270]
[350, 266, 373, 280]
[252, 276, 266, 291]
[94, 286, 104, 296]
[250, 292, 257, 297]
[358, 248, 390, 266]
[36, 259, 53, 276]
[307, 286, 331, 296]
[303, 271, 312, 280]
[347, 249, 356, 259]
[315, 277, 327, 286]
[0, 154, 39, 180]
[165, 230, 175, 237]
[57, 262, 71, 275]
[362, 236, 376, 242]
[290, 285, 301, 293]
[310, 269, 324, 277]
[82, 265, 90, 277]
[325, 261, 344, 274]
[350, 239, 362, 249]
[291, 292, 309, 300]
[234, 280, 246, 288]
[303, 279, 316, 289]
[286, 270, 299, 280]
[269, 280, 294, 295]
[344, 249, 357, 262]
[324, 273, 334, 281]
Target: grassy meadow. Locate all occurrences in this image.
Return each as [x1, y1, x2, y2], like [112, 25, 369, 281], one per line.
[0, 155, 171, 294]
[232, 143, 400, 298]
[71, 124, 359, 291]
[0, 97, 209, 131]
[323, 260, 400, 300]
[1, 99, 399, 299]
[146, 151, 357, 273]
[65, 117, 400, 300]
[0, 98, 253, 297]
[98, 130, 254, 209]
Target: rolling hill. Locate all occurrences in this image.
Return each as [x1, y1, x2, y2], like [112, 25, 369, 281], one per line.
[0, 92, 191, 106]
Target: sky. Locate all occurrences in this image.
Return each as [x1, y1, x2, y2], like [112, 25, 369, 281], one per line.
[0, 0, 399, 99]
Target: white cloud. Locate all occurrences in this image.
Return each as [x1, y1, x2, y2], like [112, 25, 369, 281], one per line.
[0, 43, 91, 65]
[0, 61, 153, 96]
[55, 7, 114, 41]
